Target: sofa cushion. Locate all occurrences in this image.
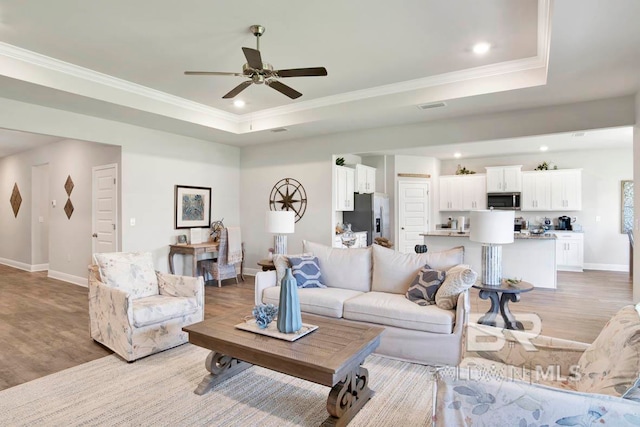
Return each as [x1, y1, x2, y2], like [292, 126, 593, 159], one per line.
[272, 252, 312, 285]
[371, 244, 464, 294]
[132, 295, 199, 328]
[343, 291, 455, 334]
[302, 241, 372, 292]
[289, 255, 327, 288]
[93, 252, 159, 299]
[262, 286, 363, 318]
[575, 304, 640, 396]
[435, 264, 477, 310]
[405, 266, 446, 306]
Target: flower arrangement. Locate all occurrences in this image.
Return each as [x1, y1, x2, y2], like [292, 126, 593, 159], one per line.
[455, 164, 476, 175]
[252, 304, 278, 329]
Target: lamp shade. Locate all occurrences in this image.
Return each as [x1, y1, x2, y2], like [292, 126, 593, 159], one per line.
[469, 210, 515, 244]
[266, 211, 295, 234]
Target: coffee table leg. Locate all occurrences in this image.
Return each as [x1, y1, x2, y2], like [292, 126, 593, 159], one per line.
[194, 351, 252, 395]
[322, 364, 373, 427]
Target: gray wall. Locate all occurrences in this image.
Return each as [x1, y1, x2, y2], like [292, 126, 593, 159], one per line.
[0, 139, 120, 279]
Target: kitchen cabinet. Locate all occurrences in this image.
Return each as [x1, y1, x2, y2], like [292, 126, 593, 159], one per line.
[521, 172, 551, 211]
[462, 174, 487, 210]
[485, 165, 522, 193]
[554, 232, 584, 271]
[550, 169, 582, 211]
[334, 231, 368, 248]
[335, 166, 354, 211]
[354, 164, 376, 194]
[439, 174, 486, 211]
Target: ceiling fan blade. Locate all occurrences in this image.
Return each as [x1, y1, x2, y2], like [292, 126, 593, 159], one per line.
[242, 47, 263, 70]
[275, 67, 328, 78]
[222, 81, 253, 99]
[266, 80, 302, 99]
[185, 71, 245, 76]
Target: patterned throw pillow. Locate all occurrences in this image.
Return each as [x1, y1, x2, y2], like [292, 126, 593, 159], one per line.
[405, 265, 446, 306]
[622, 376, 640, 402]
[288, 255, 327, 288]
[272, 252, 312, 285]
[435, 264, 477, 310]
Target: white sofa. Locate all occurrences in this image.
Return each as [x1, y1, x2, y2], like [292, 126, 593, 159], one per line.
[255, 241, 471, 366]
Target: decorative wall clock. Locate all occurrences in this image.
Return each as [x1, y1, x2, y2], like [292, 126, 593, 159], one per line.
[269, 178, 307, 223]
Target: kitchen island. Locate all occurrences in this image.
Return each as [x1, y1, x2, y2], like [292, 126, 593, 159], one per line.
[421, 231, 557, 289]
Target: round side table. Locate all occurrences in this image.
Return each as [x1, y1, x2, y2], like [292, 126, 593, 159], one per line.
[257, 259, 276, 271]
[472, 281, 534, 330]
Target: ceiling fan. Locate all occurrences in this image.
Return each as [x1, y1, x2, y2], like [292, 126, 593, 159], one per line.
[184, 25, 328, 100]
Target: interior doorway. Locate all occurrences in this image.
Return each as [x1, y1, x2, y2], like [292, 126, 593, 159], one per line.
[92, 164, 118, 254]
[397, 180, 430, 254]
[31, 163, 50, 271]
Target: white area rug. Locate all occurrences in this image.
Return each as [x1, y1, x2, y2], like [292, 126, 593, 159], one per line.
[0, 344, 435, 426]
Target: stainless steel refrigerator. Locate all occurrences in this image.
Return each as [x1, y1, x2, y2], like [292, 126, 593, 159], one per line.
[343, 193, 390, 246]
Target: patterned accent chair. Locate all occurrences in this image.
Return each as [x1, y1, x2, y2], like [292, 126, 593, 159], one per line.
[88, 252, 204, 362]
[200, 228, 241, 287]
[435, 304, 640, 426]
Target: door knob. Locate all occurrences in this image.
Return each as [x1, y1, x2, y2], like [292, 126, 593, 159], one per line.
[401, 227, 405, 230]
[92, 233, 98, 238]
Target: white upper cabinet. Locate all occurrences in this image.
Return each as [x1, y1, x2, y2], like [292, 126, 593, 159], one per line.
[521, 169, 582, 211]
[485, 166, 522, 192]
[354, 164, 376, 194]
[550, 169, 582, 211]
[440, 174, 486, 211]
[335, 166, 354, 211]
[521, 172, 551, 211]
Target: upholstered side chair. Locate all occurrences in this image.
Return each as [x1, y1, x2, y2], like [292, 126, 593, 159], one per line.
[200, 228, 242, 287]
[88, 252, 204, 362]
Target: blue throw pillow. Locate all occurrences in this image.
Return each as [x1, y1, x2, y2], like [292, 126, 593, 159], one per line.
[405, 264, 446, 306]
[289, 255, 327, 288]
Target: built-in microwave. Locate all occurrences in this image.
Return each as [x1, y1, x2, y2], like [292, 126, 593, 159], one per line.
[487, 192, 521, 210]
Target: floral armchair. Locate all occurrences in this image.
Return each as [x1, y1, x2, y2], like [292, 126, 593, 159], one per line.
[88, 252, 204, 362]
[435, 304, 640, 426]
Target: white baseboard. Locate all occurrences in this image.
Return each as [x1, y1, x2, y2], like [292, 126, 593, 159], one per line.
[31, 263, 49, 272]
[48, 270, 88, 287]
[0, 257, 35, 272]
[583, 263, 629, 272]
[243, 268, 259, 277]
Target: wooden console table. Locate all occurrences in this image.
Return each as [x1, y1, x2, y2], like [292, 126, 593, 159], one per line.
[169, 242, 219, 277]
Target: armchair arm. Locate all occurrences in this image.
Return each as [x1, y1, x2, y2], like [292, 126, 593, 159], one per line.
[435, 367, 640, 427]
[255, 270, 277, 306]
[465, 325, 589, 374]
[157, 272, 204, 300]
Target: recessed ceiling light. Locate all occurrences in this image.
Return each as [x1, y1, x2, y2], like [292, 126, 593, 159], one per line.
[472, 42, 491, 55]
[540, 146, 549, 152]
[454, 152, 462, 158]
[233, 99, 246, 108]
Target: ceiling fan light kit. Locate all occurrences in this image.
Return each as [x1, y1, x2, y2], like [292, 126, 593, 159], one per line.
[184, 24, 328, 100]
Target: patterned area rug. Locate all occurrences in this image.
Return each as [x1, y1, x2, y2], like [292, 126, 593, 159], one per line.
[0, 344, 434, 426]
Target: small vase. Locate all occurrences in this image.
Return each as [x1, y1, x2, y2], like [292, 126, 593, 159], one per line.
[277, 268, 302, 333]
[341, 223, 357, 248]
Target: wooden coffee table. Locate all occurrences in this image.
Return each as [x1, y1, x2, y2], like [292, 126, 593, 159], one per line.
[183, 309, 384, 427]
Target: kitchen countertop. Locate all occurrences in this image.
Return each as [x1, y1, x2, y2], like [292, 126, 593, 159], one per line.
[421, 231, 557, 240]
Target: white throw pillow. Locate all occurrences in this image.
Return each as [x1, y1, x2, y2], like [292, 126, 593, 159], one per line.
[93, 252, 159, 299]
[302, 241, 372, 292]
[435, 264, 477, 310]
[371, 244, 465, 294]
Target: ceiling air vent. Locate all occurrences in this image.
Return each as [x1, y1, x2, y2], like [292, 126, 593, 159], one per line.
[572, 132, 586, 137]
[417, 102, 447, 111]
[270, 127, 288, 133]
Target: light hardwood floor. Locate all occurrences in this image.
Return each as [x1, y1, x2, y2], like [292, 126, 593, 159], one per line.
[0, 264, 633, 391]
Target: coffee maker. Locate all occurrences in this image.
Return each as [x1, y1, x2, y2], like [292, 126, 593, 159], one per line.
[557, 216, 572, 231]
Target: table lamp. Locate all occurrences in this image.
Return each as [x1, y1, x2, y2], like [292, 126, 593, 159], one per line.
[266, 210, 295, 254]
[470, 210, 515, 286]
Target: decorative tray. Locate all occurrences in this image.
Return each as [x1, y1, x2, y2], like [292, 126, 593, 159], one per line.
[235, 319, 318, 342]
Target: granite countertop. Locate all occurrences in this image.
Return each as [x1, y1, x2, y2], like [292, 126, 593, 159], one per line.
[421, 231, 557, 240]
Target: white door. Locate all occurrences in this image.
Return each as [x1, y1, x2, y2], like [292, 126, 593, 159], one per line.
[398, 180, 430, 253]
[92, 164, 118, 254]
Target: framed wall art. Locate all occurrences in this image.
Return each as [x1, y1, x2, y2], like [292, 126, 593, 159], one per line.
[621, 180, 633, 234]
[175, 185, 211, 229]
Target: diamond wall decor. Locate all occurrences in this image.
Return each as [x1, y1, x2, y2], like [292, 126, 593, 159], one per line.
[10, 183, 22, 218]
[64, 198, 74, 219]
[64, 175, 74, 196]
